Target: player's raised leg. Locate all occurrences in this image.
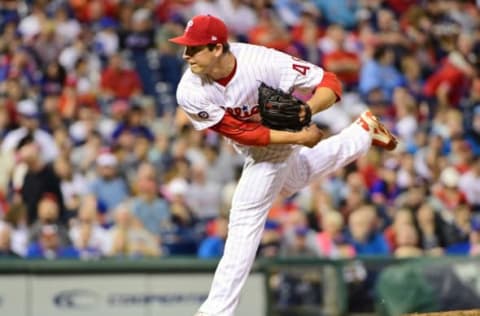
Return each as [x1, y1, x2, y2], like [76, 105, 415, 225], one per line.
[281, 110, 398, 196]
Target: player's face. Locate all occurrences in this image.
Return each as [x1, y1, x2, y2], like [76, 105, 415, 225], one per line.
[183, 44, 219, 75]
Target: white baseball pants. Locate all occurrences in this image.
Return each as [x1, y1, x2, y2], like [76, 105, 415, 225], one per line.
[198, 123, 371, 316]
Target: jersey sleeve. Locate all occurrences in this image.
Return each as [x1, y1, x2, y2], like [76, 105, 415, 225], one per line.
[176, 82, 225, 131]
[210, 111, 270, 146]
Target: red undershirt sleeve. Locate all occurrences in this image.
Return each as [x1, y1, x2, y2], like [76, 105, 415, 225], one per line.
[210, 112, 270, 146]
[316, 71, 343, 102]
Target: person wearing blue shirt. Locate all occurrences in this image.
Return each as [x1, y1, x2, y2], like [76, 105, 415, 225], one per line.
[111, 105, 155, 142]
[131, 172, 171, 237]
[313, 0, 358, 29]
[347, 231, 390, 256]
[346, 206, 390, 256]
[26, 225, 79, 259]
[89, 152, 129, 215]
[131, 197, 170, 234]
[446, 217, 480, 256]
[359, 45, 405, 102]
[198, 217, 228, 259]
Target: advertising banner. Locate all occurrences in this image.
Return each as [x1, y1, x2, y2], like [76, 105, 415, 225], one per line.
[0, 273, 265, 316]
[149, 274, 266, 316]
[31, 274, 146, 316]
[0, 276, 28, 316]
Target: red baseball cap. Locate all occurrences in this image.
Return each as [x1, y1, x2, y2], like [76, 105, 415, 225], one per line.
[169, 15, 228, 46]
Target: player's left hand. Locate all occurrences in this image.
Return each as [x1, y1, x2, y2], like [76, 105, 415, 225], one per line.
[297, 124, 324, 148]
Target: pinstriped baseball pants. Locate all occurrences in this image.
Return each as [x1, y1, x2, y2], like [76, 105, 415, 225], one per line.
[198, 123, 371, 316]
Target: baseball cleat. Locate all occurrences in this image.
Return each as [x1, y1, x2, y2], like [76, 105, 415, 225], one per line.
[355, 110, 398, 151]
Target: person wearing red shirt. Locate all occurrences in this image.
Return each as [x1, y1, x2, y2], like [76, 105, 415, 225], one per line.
[322, 25, 361, 90]
[248, 9, 292, 52]
[100, 53, 142, 100]
[423, 56, 472, 108]
[423, 34, 476, 109]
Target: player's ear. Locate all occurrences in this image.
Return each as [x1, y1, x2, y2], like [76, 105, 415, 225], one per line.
[214, 43, 224, 57]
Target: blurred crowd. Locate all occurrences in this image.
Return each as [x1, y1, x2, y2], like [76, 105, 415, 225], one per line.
[0, 0, 479, 261]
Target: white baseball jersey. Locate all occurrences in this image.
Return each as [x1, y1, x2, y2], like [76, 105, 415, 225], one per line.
[177, 42, 325, 161]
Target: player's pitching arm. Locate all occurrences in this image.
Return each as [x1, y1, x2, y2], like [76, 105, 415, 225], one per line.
[305, 72, 342, 114]
[210, 111, 324, 148]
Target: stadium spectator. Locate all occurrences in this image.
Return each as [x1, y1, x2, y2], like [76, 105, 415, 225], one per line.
[197, 216, 228, 259]
[346, 206, 390, 256]
[459, 157, 480, 210]
[0, 49, 38, 87]
[321, 24, 361, 90]
[163, 177, 199, 255]
[69, 195, 110, 257]
[29, 195, 70, 247]
[54, 157, 89, 214]
[414, 202, 448, 255]
[359, 45, 405, 102]
[3, 202, 29, 257]
[89, 151, 129, 217]
[400, 55, 425, 101]
[258, 220, 282, 258]
[313, 0, 358, 29]
[393, 223, 423, 258]
[70, 130, 103, 174]
[72, 221, 103, 260]
[339, 171, 369, 219]
[391, 87, 418, 144]
[100, 53, 142, 100]
[218, 0, 258, 38]
[26, 224, 79, 259]
[431, 166, 467, 214]
[2, 99, 59, 163]
[316, 211, 355, 258]
[446, 216, 480, 256]
[108, 203, 160, 258]
[120, 8, 155, 52]
[383, 208, 414, 251]
[369, 165, 401, 207]
[464, 105, 480, 157]
[17, 134, 65, 224]
[0, 223, 17, 257]
[185, 163, 222, 221]
[130, 162, 171, 238]
[290, 7, 323, 64]
[248, 9, 291, 52]
[280, 225, 319, 257]
[423, 33, 476, 110]
[111, 104, 154, 144]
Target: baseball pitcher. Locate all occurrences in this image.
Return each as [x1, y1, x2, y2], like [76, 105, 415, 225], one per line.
[169, 15, 397, 316]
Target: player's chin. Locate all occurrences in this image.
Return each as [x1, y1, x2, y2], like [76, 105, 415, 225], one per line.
[189, 64, 204, 74]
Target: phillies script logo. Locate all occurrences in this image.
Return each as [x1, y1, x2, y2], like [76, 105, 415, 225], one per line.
[226, 105, 259, 119]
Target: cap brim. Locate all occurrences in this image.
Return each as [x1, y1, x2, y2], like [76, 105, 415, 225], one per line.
[168, 35, 208, 46]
